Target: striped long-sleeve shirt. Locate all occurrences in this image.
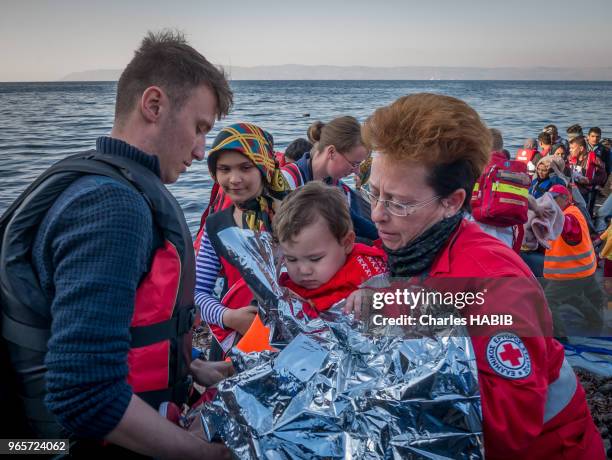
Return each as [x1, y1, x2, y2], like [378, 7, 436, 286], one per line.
[194, 230, 227, 328]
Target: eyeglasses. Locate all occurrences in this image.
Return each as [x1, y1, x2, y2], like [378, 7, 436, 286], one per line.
[337, 152, 362, 169]
[362, 188, 440, 217]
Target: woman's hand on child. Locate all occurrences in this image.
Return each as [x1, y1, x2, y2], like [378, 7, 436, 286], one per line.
[343, 289, 372, 320]
[222, 305, 258, 335]
[190, 359, 235, 387]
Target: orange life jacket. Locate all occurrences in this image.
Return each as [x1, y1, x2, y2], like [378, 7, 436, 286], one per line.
[544, 204, 597, 280]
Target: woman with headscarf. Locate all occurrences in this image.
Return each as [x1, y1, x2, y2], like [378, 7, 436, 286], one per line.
[345, 93, 604, 459]
[194, 123, 289, 356]
[528, 157, 566, 199]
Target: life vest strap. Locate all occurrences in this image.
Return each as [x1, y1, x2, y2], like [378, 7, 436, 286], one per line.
[129, 305, 195, 349]
[138, 374, 192, 409]
[2, 312, 50, 352]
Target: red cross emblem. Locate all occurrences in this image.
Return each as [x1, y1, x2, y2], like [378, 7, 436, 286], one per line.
[499, 343, 523, 367]
[486, 333, 532, 379]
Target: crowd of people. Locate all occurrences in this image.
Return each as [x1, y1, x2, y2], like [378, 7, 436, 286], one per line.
[0, 31, 608, 459]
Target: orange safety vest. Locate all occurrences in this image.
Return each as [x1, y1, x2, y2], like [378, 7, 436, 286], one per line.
[544, 205, 597, 280]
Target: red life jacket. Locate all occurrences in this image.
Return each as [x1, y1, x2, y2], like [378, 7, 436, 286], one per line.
[194, 182, 233, 254]
[280, 243, 387, 316]
[275, 151, 288, 167]
[204, 207, 255, 348]
[0, 152, 195, 437]
[516, 148, 538, 164]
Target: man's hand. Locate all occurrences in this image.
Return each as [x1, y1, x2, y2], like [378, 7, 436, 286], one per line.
[343, 289, 373, 321]
[222, 305, 258, 335]
[106, 395, 231, 460]
[190, 359, 234, 387]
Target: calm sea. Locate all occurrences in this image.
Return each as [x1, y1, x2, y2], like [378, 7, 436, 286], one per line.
[1, 80, 611, 234]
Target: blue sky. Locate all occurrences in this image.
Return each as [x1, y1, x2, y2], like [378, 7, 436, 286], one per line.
[1, 0, 610, 81]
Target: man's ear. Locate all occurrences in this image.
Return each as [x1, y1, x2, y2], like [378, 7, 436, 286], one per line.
[342, 230, 356, 254]
[139, 86, 165, 123]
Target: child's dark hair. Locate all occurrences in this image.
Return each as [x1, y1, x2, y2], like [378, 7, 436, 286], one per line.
[285, 138, 312, 162]
[273, 182, 352, 243]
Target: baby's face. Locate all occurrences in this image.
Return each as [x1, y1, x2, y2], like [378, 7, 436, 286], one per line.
[280, 218, 353, 290]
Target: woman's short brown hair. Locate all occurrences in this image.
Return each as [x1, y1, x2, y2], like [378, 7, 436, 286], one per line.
[273, 182, 352, 244]
[362, 93, 492, 210]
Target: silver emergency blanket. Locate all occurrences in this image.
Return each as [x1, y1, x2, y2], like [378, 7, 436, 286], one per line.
[200, 227, 483, 459]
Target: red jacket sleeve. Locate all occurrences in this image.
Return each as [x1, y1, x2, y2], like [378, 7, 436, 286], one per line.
[469, 278, 560, 458]
[585, 151, 597, 182]
[561, 213, 582, 245]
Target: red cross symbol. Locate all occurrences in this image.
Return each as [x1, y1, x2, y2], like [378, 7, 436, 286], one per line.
[499, 343, 523, 366]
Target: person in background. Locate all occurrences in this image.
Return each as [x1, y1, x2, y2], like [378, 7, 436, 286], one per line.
[543, 124, 568, 150]
[490, 128, 504, 153]
[528, 157, 565, 199]
[0, 31, 233, 459]
[281, 116, 377, 241]
[543, 185, 605, 337]
[516, 137, 539, 176]
[532, 132, 552, 165]
[284, 137, 312, 164]
[569, 135, 599, 216]
[346, 93, 604, 459]
[566, 123, 584, 138]
[587, 127, 609, 173]
[552, 142, 569, 160]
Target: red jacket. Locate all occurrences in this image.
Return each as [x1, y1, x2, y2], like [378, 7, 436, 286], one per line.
[280, 243, 387, 317]
[413, 219, 603, 459]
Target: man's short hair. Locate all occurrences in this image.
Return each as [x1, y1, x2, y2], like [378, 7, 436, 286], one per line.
[273, 181, 352, 244]
[115, 30, 233, 124]
[490, 128, 504, 151]
[538, 132, 552, 145]
[589, 127, 602, 136]
[566, 123, 584, 141]
[569, 136, 587, 149]
[543, 124, 558, 136]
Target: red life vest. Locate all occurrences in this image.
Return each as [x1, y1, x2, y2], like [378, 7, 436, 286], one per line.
[204, 207, 255, 348]
[275, 151, 288, 167]
[194, 182, 233, 254]
[280, 243, 387, 316]
[0, 152, 195, 437]
[515, 148, 538, 164]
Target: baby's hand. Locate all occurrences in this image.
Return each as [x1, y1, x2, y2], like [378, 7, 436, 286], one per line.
[222, 305, 258, 335]
[343, 289, 373, 320]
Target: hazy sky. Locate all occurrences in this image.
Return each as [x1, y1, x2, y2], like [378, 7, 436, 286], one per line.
[1, 0, 611, 81]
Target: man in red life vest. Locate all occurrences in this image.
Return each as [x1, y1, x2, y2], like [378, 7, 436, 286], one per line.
[0, 31, 234, 459]
[515, 137, 538, 175]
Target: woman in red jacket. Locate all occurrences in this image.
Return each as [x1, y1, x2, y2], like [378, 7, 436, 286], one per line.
[346, 93, 604, 460]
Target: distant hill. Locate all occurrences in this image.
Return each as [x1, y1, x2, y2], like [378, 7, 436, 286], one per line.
[61, 65, 612, 81]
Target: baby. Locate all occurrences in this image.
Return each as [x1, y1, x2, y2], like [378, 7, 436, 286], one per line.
[274, 181, 387, 316]
[237, 181, 387, 352]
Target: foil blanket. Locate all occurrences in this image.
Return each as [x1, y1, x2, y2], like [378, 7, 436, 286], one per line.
[200, 227, 483, 459]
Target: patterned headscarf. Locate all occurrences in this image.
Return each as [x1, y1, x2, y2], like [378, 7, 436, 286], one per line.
[207, 122, 290, 231]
